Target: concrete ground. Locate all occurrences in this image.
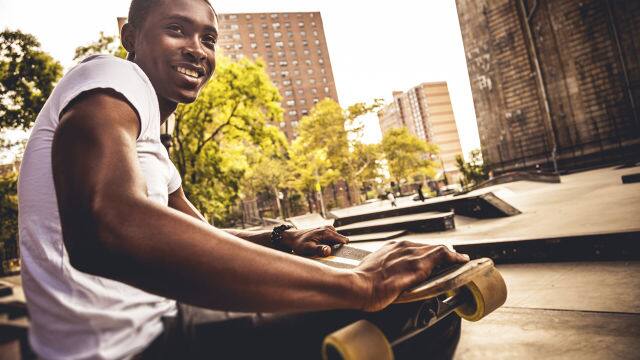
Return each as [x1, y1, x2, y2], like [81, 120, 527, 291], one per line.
[336, 166, 640, 359]
[456, 261, 640, 359]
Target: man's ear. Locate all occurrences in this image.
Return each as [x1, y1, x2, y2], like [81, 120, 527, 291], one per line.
[121, 23, 137, 60]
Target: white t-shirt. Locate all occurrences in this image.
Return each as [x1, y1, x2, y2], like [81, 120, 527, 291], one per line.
[18, 55, 181, 360]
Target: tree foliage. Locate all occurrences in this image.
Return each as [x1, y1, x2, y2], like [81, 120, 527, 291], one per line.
[73, 31, 127, 61]
[455, 149, 489, 188]
[0, 30, 63, 129]
[170, 57, 286, 224]
[381, 127, 437, 184]
[0, 171, 19, 265]
[291, 98, 383, 207]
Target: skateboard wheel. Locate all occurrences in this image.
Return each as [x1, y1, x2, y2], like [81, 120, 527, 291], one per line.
[451, 267, 507, 322]
[322, 320, 394, 360]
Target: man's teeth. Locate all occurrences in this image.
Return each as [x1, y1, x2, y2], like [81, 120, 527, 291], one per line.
[176, 66, 199, 78]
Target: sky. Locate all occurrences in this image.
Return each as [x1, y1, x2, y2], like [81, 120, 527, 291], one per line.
[0, 0, 480, 159]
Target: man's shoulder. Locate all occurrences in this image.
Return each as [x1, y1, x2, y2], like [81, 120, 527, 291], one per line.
[65, 55, 148, 86]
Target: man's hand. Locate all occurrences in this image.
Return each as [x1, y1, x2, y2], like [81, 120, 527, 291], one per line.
[354, 241, 470, 312]
[281, 226, 349, 257]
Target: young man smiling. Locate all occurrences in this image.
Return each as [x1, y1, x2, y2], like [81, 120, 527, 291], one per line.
[18, 0, 468, 358]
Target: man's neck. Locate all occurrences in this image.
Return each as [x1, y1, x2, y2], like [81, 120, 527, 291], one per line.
[158, 95, 178, 124]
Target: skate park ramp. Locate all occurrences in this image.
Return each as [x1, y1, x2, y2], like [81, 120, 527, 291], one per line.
[344, 166, 640, 359]
[287, 213, 334, 229]
[330, 191, 520, 228]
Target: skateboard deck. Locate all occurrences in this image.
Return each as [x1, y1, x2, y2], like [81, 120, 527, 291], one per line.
[314, 245, 508, 360]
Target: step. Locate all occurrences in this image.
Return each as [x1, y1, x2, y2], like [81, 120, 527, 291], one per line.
[336, 212, 455, 237]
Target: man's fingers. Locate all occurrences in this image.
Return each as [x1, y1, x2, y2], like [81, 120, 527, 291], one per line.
[430, 245, 470, 264]
[319, 227, 349, 245]
[317, 244, 332, 257]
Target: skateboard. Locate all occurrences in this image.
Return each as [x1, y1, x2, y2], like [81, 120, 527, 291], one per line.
[314, 245, 507, 360]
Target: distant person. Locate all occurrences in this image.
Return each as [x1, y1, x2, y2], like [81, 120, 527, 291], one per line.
[387, 191, 397, 207]
[416, 183, 426, 202]
[17, 0, 468, 358]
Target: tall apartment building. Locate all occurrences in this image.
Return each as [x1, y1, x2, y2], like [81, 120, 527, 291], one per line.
[217, 12, 339, 140]
[377, 82, 464, 179]
[456, 0, 640, 173]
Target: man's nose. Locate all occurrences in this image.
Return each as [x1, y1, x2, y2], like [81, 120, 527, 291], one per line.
[182, 38, 206, 61]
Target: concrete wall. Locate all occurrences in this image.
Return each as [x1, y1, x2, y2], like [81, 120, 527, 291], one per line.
[456, 0, 640, 173]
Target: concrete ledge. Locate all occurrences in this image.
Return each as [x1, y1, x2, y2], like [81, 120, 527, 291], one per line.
[452, 230, 640, 264]
[456, 171, 561, 195]
[621, 173, 640, 184]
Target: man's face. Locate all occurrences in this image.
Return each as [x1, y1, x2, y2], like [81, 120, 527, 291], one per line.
[131, 0, 218, 105]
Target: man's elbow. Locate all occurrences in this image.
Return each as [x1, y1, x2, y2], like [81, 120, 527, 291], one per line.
[64, 196, 135, 276]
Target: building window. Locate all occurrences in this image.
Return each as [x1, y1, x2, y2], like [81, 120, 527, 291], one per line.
[270, 14, 279, 19]
[263, 32, 269, 37]
[285, 22, 291, 28]
[302, 109, 309, 115]
[300, 99, 306, 105]
[235, 44, 243, 50]
[309, 78, 316, 84]
[324, 87, 330, 93]
[293, 70, 300, 76]
[230, 24, 239, 30]
[229, 14, 238, 20]
[295, 79, 302, 85]
[251, 43, 258, 49]
[311, 22, 316, 27]
[301, 31, 306, 36]
[291, 120, 299, 127]
[302, 40, 308, 47]
[261, 23, 268, 29]
[323, 77, 327, 83]
[313, 31, 318, 37]
[288, 41, 294, 47]
[272, 23, 281, 29]
[276, 41, 284, 48]
[286, 100, 296, 106]
[274, 32, 282, 38]
[307, 69, 314, 75]
[297, 89, 304, 95]
[314, 39, 320, 45]
[292, 60, 299, 66]
[311, 88, 318, 94]
[249, 33, 255, 38]
[280, 121, 286, 128]
[303, 49, 310, 55]
[289, 110, 297, 116]
[305, 59, 312, 66]
[246, 14, 252, 20]
[285, 90, 293, 96]
[279, 61, 288, 66]
[313, 98, 319, 104]
[298, 22, 304, 27]
[283, 79, 291, 86]
[277, 51, 285, 57]
[233, 33, 241, 40]
[318, 58, 324, 64]
[281, 71, 289, 77]
[252, 53, 259, 58]
[268, 61, 275, 67]
[287, 31, 293, 37]
[265, 42, 271, 48]
[248, 23, 254, 29]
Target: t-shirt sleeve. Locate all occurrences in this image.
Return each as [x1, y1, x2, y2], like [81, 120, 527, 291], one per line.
[167, 161, 182, 194]
[55, 55, 152, 138]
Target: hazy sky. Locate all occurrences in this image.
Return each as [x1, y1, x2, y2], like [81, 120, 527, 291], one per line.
[0, 0, 480, 156]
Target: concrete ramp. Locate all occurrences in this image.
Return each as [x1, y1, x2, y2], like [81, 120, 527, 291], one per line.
[332, 192, 520, 227]
[287, 213, 334, 230]
[337, 212, 455, 237]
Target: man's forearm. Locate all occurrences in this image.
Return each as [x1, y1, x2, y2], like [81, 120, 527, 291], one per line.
[78, 196, 366, 313]
[224, 229, 273, 248]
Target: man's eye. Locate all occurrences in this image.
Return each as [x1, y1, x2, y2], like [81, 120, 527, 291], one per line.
[167, 25, 183, 34]
[203, 36, 217, 48]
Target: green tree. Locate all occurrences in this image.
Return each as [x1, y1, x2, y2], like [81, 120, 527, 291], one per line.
[381, 127, 437, 185]
[73, 31, 127, 61]
[0, 171, 19, 271]
[455, 149, 489, 188]
[292, 98, 383, 207]
[0, 30, 63, 129]
[170, 57, 285, 225]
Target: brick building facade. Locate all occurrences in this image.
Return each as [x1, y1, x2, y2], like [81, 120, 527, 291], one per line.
[217, 12, 339, 141]
[456, 0, 640, 173]
[378, 82, 463, 180]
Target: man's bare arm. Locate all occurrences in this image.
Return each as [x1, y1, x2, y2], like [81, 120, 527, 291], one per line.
[52, 90, 364, 312]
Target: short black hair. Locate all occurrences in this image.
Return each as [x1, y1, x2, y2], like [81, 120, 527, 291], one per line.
[127, 0, 217, 29]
